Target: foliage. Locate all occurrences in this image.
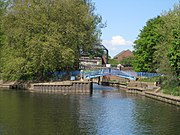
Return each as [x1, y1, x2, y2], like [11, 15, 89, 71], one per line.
[0, 0, 103, 81]
[168, 30, 180, 77]
[133, 3, 179, 76]
[138, 76, 162, 82]
[120, 56, 134, 67]
[155, 4, 180, 77]
[161, 76, 180, 96]
[108, 58, 119, 67]
[139, 76, 180, 96]
[133, 16, 163, 72]
[133, 3, 180, 95]
[0, 0, 10, 46]
[0, 0, 10, 79]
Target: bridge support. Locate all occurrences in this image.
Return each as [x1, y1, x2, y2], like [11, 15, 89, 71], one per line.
[97, 76, 101, 85]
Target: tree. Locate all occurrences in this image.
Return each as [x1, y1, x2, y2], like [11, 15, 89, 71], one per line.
[154, 4, 180, 77]
[0, 0, 10, 79]
[133, 16, 163, 72]
[0, 0, 9, 48]
[108, 58, 119, 67]
[120, 56, 134, 67]
[133, 3, 179, 76]
[1, 0, 103, 81]
[133, 3, 180, 95]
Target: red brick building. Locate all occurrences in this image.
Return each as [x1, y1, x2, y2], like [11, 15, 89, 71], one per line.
[113, 50, 133, 61]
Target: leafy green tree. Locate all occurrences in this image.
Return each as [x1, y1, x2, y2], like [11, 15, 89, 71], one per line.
[168, 30, 180, 77]
[0, 0, 10, 79]
[133, 3, 179, 95]
[134, 3, 179, 76]
[133, 16, 163, 72]
[0, 0, 7, 46]
[0, 0, 9, 46]
[120, 56, 134, 67]
[154, 4, 180, 77]
[108, 58, 119, 67]
[1, 0, 103, 81]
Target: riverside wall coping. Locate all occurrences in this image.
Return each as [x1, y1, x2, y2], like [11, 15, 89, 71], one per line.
[145, 91, 180, 101]
[119, 84, 180, 106]
[31, 81, 90, 86]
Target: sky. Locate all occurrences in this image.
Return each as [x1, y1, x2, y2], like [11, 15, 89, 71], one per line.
[92, 0, 179, 57]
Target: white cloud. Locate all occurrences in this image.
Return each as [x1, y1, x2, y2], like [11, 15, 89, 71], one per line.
[103, 35, 133, 46]
[102, 35, 134, 57]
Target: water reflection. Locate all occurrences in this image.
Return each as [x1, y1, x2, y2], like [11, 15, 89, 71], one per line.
[132, 97, 180, 135]
[0, 85, 180, 135]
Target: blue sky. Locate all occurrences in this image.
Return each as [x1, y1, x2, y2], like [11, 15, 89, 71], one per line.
[92, 0, 179, 57]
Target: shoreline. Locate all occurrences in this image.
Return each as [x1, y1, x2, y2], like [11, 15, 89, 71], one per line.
[119, 84, 180, 107]
[0, 80, 179, 106]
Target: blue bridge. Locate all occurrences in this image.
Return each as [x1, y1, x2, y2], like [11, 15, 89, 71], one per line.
[83, 68, 137, 80]
[52, 68, 161, 81]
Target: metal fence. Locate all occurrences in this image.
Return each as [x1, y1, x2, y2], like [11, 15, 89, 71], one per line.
[125, 71, 161, 78]
[51, 70, 80, 80]
[51, 69, 161, 81]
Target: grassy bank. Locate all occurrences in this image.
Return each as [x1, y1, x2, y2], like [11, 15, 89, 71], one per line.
[139, 76, 180, 96]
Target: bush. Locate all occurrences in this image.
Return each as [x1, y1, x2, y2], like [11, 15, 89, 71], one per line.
[139, 76, 180, 96]
[139, 76, 163, 82]
[161, 76, 180, 96]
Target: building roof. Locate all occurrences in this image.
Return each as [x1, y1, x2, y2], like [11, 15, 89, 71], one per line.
[113, 49, 132, 59]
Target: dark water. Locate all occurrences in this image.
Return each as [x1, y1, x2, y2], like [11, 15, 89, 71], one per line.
[0, 84, 180, 135]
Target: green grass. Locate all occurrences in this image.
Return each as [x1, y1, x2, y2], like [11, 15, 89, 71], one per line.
[139, 76, 180, 96]
[161, 77, 180, 96]
[163, 87, 180, 96]
[138, 76, 162, 82]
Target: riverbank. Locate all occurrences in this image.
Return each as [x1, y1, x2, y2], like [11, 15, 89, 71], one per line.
[1, 79, 179, 106]
[119, 81, 180, 107]
[29, 81, 93, 94]
[0, 80, 93, 94]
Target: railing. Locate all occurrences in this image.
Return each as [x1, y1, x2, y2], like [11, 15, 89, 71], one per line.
[51, 70, 80, 80]
[83, 68, 136, 80]
[125, 71, 161, 78]
[136, 72, 161, 77]
[50, 69, 161, 81]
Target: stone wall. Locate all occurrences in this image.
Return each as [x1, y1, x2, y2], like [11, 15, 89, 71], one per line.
[29, 81, 93, 94]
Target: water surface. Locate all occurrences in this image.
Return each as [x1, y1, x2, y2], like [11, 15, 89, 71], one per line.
[0, 84, 180, 135]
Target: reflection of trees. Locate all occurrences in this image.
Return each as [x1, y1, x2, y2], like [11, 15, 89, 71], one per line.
[0, 91, 83, 135]
[132, 98, 180, 135]
[0, 90, 34, 134]
[29, 94, 81, 135]
[1, 90, 180, 135]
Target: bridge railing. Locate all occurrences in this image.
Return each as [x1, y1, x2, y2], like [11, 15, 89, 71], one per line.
[136, 72, 161, 77]
[125, 71, 161, 78]
[50, 69, 161, 81]
[110, 69, 136, 80]
[50, 70, 80, 80]
[83, 68, 161, 80]
[83, 69, 105, 79]
[83, 68, 136, 80]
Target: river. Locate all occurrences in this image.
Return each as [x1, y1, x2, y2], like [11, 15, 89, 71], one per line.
[0, 84, 180, 135]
